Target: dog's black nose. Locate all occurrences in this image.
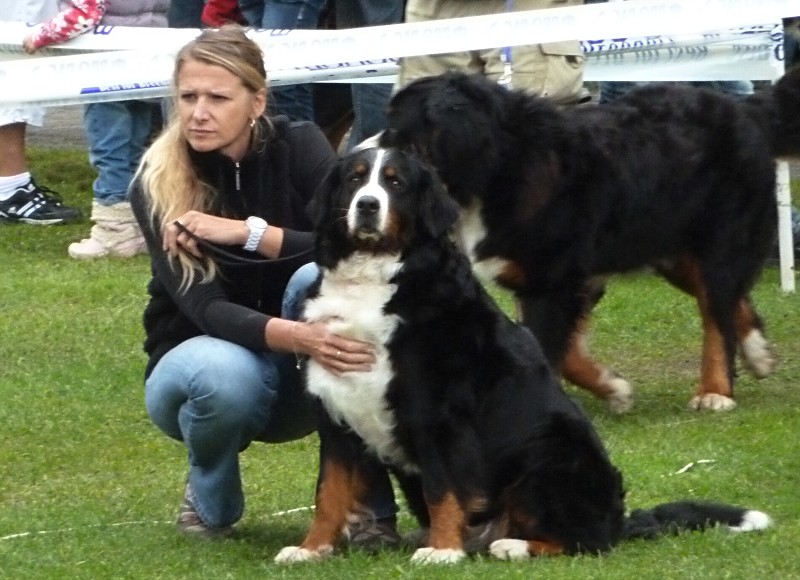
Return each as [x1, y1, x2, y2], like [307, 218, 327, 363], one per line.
[356, 195, 380, 216]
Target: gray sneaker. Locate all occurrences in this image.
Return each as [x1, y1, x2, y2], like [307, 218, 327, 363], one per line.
[345, 514, 401, 553]
[177, 484, 235, 539]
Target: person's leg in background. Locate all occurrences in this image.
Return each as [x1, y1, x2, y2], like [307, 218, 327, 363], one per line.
[335, 0, 405, 150]
[168, 0, 205, 28]
[249, 0, 327, 122]
[69, 101, 151, 259]
[0, 108, 82, 225]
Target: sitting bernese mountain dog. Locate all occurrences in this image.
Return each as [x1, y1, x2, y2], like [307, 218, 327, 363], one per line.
[379, 68, 800, 414]
[274, 147, 770, 565]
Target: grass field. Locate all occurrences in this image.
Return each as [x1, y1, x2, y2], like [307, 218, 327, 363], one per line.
[1, 149, 799, 578]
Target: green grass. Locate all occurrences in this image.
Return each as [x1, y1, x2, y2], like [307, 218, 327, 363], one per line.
[2, 149, 800, 578]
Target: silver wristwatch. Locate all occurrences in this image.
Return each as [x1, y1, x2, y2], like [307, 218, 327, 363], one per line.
[243, 216, 268, 251]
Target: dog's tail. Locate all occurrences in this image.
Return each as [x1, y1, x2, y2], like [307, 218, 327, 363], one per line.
[746, 65, 800, 158]
[623, 500, 772, 541]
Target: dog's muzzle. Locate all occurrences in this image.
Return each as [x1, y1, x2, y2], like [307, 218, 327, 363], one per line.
[350, 194, 383, 240]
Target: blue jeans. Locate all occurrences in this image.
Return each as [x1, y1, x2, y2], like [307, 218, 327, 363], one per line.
[334, 0, 405, 150]
[241, 0, 327, 122]
[167, 0, 204, 28]
[599, 80, 753, 105]
[145, 263, 396, 528]
[83, 101, 156, 206]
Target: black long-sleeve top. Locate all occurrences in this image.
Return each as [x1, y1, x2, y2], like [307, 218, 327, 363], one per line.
[130, 116, 337, 378]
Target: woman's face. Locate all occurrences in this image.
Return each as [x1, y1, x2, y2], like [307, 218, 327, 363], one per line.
[176, 58, 266, 161]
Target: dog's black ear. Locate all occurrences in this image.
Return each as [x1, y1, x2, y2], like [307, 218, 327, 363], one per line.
[417, 164, 461, 238]
[306, 163, 341, 230]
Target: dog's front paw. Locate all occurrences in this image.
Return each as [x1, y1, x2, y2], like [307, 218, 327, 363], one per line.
[410, 547, 466, 564]
[689, 393, 736, 412]
[274, 545, 333, 564]
[489, 539, 530, 561]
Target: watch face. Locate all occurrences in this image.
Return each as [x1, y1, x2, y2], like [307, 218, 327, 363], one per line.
[247, 216, 267, 228]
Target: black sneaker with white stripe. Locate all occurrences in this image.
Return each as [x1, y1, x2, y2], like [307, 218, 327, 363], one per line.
[0, 179, 81, 225]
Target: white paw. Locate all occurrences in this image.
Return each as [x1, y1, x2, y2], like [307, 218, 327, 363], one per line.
[410, 547, 466, 564]
[728, 510, 773, 533]
[604, 375, 634, 414]
[740, 331, 777, 379]
[489, 539, 530, 561]
[689, 393, 737, 412]
[274, 545, 333, 564]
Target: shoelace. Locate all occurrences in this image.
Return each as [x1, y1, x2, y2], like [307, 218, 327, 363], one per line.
[28, 181, 67, 207]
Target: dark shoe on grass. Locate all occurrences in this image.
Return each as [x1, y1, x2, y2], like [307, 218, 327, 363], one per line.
[345, 514, 401, 553]
[177, 484, 235, 539]
[0, 179, 81, 225]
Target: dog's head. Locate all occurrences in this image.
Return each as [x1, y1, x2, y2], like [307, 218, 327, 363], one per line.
[309, 147, 461, 268]
[379, 72, 517, 204]
[380, 72, 568, 209]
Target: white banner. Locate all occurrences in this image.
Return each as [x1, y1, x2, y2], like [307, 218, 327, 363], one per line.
[1, 0, 798, 108]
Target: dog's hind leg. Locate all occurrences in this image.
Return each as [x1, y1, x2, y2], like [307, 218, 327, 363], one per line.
[656, 256, 742, 410]
[521, 280, 634, 413]
[562, 314, 634, 413]
[735, 296, 777, 379]
[489, 538, 566, 561]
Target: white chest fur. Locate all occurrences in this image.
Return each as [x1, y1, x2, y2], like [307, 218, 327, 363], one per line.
[303, 252, 417, 472]
[455, 200, 510, 283]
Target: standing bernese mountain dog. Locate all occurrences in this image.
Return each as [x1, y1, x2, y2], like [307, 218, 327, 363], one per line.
[379, 67, 800, 414]
[274, 147, 770, 565]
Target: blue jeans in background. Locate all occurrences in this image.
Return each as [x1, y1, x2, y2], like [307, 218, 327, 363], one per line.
[83, 101, 156, 206]
[167, 0, 204, 28]
[145, 263, 397, 528]
[334, 0, 405, 149]
[240, 0, 327, 122]
[598, 80, 754, 104]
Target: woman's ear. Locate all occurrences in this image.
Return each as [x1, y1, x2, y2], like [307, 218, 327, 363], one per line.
[252, 88, 267, 119]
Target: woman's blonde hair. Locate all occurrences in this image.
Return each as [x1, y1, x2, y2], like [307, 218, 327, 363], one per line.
[138, 24, 268, 289]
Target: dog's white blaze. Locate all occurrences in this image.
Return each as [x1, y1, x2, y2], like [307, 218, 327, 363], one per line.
[455, 199, 509, 282]
[346, 148, 390, 235]
[303, 252, 417, 472]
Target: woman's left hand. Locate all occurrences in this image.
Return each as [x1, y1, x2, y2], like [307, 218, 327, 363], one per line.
[163, 210, 247, 257]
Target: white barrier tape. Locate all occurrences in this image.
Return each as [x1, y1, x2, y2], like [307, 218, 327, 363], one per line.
[1, 0, 797, 61]
[0, 25, 785, 109]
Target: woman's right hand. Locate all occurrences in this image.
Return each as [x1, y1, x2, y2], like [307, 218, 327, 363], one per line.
[294, 321, 376, 376]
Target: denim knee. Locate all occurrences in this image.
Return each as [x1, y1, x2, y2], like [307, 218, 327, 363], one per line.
[145, 336, 276, 445]
[282, 262, 320, 319]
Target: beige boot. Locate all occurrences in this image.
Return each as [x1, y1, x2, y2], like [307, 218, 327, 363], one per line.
[68, 201, 147, 259]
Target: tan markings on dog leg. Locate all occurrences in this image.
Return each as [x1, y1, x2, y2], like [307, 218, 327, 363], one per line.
[691, 282, 735, 411]
[427, 492, 466, 550]
[562, 318, 633, 413]
[275, 459, 357, 564]
[410, 492, 467, 564]
[663, 256, 735, 411]
[734, 298, 777, 379]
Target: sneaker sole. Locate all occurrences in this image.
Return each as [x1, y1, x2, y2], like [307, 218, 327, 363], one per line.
[0, 215, 75, 226]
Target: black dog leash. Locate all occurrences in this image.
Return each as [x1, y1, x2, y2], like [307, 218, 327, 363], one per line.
[173, 220, 313, 266]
